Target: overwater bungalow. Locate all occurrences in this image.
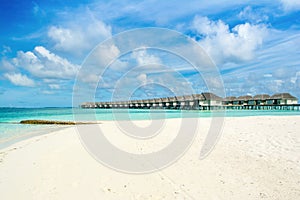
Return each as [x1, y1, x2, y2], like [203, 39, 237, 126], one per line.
[158, 98, 164, 108]
[168, 96, 178, 109]
[201, 92, 223, 106]
[148, 98, 156, 108]
[153, 98, 160, 108]
[176, 96, 186, 108]
[236, 95, 252, 105]
[192, 94, 205, 109]
[251, 94, 270, 105]
[81, 92, 299, 110]
[137, 100, 144, 108]
[222, 96, 237, 106]
[124, 101, 128, 108]
[267, 93, 298, 105]
[143, 99, 150, 108]
[182, 95, 194, 109]
[130, 100, 137, 108]
[162, 97, 170, 108]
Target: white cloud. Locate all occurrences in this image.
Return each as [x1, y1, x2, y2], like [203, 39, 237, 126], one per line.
[79, 74, 101, 85]
[192, 16, 268, 65]
[92, 44, 121, 66]
[263, 74, 273, 78]
[290, 71, 300, 83]
[13, 46, 79, 79]
[238, 6, 269, 23]
[1, 59, 15, 71]
[274, 79, 284, 86]
[77, 43, 129, 86]
[48, 18, 111, 55]
[4, 73, 35, 87]
[41, 90, 55, 95]
[137, 73, 147, 85]
[49, 84, 60, 89]
[32, 2, 46, 17]
[280, 0, 300, 11]
[131, 48, 162, 66]
[1, 45, 11, 55]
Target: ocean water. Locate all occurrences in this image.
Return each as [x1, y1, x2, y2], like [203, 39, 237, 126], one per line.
[0, 107, 299, 147]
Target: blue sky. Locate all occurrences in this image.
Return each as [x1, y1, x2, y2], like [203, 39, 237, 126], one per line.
[1, 0, 300, 107]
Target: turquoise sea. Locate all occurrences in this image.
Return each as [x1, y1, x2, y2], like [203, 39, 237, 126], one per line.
[0, 107, 299, 148]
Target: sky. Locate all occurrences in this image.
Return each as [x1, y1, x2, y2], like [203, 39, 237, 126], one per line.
[1, 0, 300, 107]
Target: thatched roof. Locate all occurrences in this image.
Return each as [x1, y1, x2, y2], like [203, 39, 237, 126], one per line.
[237, 95, 252, 101]
[82, 92, 298, 108]
[176, 96, 185, 101]
[162, 97, 170, 102]
[154, 98, 162, 103]
[202, 92, 222, 101]
[253, 94, 270, 100]
[183, 95, 194, 101]
[169, 97, 177, 101]
[192, 94, 205, 100]
[131, 100, 138, 104]
[269, 93, 297, 100]
[81, 102, 90, 106]
[223, 96, 237, 101]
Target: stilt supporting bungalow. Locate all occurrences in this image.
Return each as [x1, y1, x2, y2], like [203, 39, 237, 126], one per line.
[81, 93, 299, 111]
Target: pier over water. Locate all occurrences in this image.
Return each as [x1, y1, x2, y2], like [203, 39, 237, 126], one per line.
[81, 92, 300, 111]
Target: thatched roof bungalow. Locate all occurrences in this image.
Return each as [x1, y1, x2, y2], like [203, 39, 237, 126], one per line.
[154, 98, 163, 107]
[253, 94, 270, 100]
[192, 94, 205, 102]
[222, 96, 237, 105]
[148, 99, 155, 103]
[176, 96, 186, 106]
[183, 95, 194, 101]
[154, 98, 162, 103]
[162, 97, 170, 102]
[201, 92, 223, 106]
[81, 91, 298, 110]
[249, 94, 270, 105]
[168, 96, 177, 102]
[237, 95, 252, 105]
[168, 96, 178, 107]
[267, 93, 298, 105]
[183, 95, 195, 106]
[161, 97, 170, 107]
[137, 100, 144, 107]
[202, 92, 222, 100]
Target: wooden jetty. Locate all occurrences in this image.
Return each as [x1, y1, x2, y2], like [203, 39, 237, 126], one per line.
[81, 92, 300, 111]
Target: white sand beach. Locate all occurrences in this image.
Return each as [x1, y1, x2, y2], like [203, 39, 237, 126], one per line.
[0, 116, 300, 200]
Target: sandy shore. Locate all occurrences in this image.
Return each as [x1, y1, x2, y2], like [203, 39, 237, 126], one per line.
[0, 116, 300, 199]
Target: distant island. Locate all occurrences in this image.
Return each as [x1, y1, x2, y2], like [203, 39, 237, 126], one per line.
[81, 92, 299, 111]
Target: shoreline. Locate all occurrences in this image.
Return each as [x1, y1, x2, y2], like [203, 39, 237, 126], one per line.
[1, 114, 299, 149]
[1, 116, 300, 199]
[0, 125, 70, 150]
